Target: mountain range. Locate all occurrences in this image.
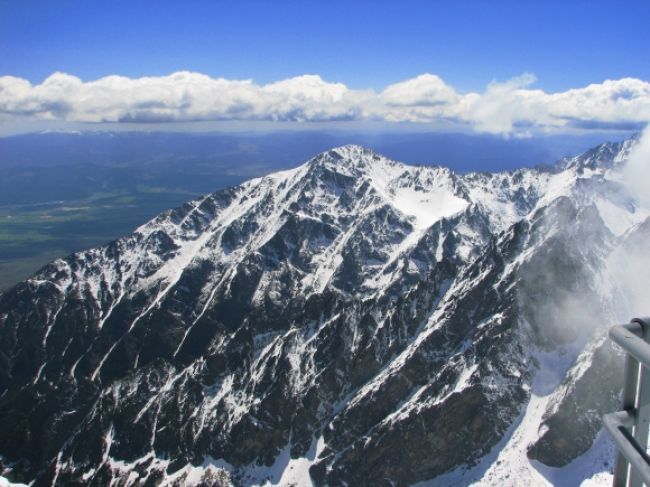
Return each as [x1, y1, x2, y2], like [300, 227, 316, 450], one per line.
[1, 137, 647, 486]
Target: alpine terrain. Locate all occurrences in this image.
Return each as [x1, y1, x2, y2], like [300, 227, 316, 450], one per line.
[1, 138, 646, 486]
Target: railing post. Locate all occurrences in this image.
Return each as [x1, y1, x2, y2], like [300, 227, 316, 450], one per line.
[615, 353, 640, 486]
[606, 318, 650, 487]
[632, 319, 650, 487]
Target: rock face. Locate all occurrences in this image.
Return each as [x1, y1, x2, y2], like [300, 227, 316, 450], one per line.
[0, 140, 643, 486]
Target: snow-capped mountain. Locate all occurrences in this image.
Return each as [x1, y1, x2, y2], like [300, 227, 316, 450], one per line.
[0, 138, 645, 486]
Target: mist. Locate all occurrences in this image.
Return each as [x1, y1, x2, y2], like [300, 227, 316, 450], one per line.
[622, 125, 650, 207]
[514, 127, 650, 379]
[605, 125, 650, 321]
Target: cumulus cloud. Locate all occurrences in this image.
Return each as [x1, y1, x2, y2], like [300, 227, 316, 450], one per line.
[465, 73, 539, 134]
[0, 71, 649, 135]
[380, 74, 459, 107]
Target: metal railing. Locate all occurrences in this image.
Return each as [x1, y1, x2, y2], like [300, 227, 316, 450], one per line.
[605, 317, 650, 487]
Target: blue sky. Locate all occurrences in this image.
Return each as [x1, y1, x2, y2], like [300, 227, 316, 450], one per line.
[2, 0, 648, 91]
[0, 0, 649, 135]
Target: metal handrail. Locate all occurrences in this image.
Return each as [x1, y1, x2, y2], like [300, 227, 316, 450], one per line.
[605, 317, 650, 487]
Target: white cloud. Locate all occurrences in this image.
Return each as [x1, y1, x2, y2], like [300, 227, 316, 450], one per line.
[380, 74, 459, 107]
[465, 73, 539, 135]
[0, 71, 649, 135]
[622, 125, 650, 207]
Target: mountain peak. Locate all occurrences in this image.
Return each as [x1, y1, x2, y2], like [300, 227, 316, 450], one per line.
[313, 144, 384, 166]
[306, 144, 401, 179]
[329, 143, 376, 158]
[559, 135, 638, 173]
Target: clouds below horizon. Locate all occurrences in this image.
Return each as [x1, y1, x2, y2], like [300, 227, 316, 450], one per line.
[1, 71, 649, 135]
